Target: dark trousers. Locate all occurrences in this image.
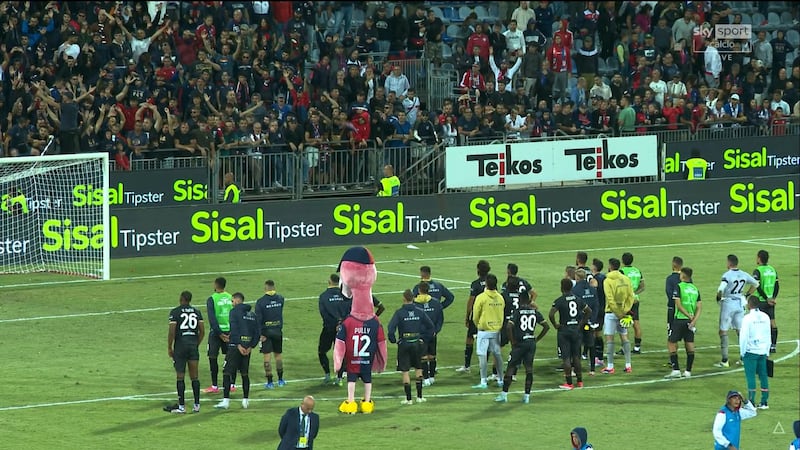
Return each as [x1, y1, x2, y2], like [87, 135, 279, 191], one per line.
[59, 129, 80, 154]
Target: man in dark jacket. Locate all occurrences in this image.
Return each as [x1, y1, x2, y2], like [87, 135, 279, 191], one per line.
[278, 396, 320, 450]
[214, 292, 260, 410]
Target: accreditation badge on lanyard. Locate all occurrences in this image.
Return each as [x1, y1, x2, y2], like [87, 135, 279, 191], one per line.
[298, 413, 309, 448]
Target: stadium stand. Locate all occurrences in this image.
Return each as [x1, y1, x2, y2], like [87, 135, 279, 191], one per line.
[0, 1, 797, 199]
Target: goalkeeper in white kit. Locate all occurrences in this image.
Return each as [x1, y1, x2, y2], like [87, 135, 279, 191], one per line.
[714, 254, 761, 368]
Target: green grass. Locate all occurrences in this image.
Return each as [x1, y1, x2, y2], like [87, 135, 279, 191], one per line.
[2, 221, 798, 449]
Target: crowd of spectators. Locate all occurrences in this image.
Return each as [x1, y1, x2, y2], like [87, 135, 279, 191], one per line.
[0, 1, 798, 193]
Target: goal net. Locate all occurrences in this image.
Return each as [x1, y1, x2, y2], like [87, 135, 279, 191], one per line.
[0, 153, 110, 280]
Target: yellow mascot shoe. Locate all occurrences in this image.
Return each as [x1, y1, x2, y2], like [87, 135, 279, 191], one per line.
[360, 399, 375, 414]
[339, 400, 357, 414]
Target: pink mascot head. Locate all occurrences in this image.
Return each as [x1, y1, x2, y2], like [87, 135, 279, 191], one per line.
[338, 246, 378, 321]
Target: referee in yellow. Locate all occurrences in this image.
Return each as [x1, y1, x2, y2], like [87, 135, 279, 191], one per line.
[376, 165, 400, 197]
[223, 172, 242, 203]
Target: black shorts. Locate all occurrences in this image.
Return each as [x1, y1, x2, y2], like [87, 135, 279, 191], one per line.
[207, 333, 229, 357]
[667, 306, 675, 325]
[630, 301, 640, 320]
[466, 320, 477, 338]
[223, 346, 252, 376]
[318, 327, 337, 353]
[596, 299, 606, 328]
[260, 333, 283, 354]
[397, 341, 423, 372]
[582, 326, 594, 348]
[173, 343, 200, 373]
[421, 335, 437, 356]
[500, 321, 510, 347]
[557, 328, 582, 361]
[668, 319, 695, 343]
[758, 302, 775, 320]
[346, 364, 372, 383]
[507, 339, 537, 370]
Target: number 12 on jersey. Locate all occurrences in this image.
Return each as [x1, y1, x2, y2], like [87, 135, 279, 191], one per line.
[352, 334, 371, 357]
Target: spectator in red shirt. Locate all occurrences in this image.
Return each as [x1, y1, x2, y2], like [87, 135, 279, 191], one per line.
[466, 24, 490, 65]
[547, 34, 572, 105]
[174, 28, 199, 67]
[460, 63, 486, 98]
[553, 17, 573, 51]
[691, 102, 710, 131]
[769, 107, 788, 135]
[662, 98, 682, 130]
[195, 14, 217, 48]
[272, 1, 294, 34]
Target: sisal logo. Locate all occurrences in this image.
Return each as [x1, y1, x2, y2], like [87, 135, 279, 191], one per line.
[465, 144, 543, 184]
[564, 139, 639, 178]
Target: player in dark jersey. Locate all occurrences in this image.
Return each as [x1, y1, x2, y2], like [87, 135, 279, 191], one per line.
[573, 269, 599, 374]
[336, 309, 386, 414]
[165, 291, 205, 414]
[255, 280, 286, 389]
[590, 259, 607, 368]
[412, 266, 456, 309]
[457, 260, 491, 373]
[752, 250, 780, 353]
[575, 252, 595, 284]
[214, 293, 260, 410]
[389, 290, 435, 404]
[665, 257, 683, 367]
[414, 282, 444, 386]
[495, 290, 549, 404]
[502, 264, 534, 294]
[550, 278, 591, 390]
[318, 274, 348, 385]
[665, 267, 702, 379]
[499, 275, 528, 380]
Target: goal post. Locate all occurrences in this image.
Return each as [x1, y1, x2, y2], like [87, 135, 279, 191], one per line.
[0, 153, 110, 280]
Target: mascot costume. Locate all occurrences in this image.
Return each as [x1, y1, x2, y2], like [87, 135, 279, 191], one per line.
[333, 246, 388, 414]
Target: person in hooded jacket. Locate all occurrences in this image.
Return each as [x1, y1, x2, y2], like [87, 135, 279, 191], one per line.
[570, 427, 594, 450]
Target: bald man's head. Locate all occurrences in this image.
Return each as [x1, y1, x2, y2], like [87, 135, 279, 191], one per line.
[301, 396, 316, 414]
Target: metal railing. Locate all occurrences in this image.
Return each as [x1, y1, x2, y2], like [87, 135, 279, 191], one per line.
[210, 143, 386, 200]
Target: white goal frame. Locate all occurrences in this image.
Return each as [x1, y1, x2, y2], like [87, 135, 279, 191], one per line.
[0, 153, 110, 280]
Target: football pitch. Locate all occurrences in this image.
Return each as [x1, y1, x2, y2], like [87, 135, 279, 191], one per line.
[1, 221, 798, 449]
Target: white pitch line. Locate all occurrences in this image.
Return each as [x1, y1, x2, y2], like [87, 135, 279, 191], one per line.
[0, 286, 472, 324]
[2, 340, 797, 412]
[739, 240, 800, 249]
[745, 236, 800, 242]
[377, 270, 471, 286]
[3, 234, 797, 290]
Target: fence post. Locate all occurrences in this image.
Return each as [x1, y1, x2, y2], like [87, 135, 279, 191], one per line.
[294, 151, 302, 200]
[210, 150, 219, 204]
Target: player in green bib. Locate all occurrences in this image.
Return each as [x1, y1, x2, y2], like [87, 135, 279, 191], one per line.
[752, 250, 780, 353]
[620, 253, 646, 353]
[665, 267, 702, 378]
[204, 277, 234, 394]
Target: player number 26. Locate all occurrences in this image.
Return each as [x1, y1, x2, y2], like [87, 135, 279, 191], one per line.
[180, 312, 198, 330]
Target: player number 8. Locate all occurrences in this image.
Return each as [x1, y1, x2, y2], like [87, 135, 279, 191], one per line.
[568, 301, 578, 318]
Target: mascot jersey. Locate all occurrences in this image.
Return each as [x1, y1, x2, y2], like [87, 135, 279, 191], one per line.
[337, 316, 385, 373]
